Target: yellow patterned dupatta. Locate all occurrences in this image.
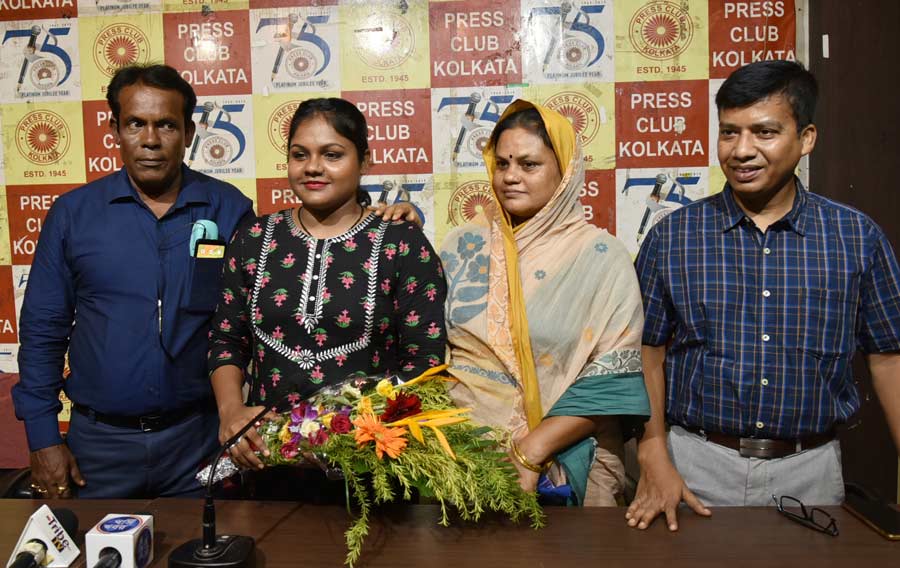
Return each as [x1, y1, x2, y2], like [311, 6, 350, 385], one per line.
[440, 100, 649, 505]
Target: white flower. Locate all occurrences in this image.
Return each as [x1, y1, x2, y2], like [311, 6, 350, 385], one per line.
[340, 384, 362, 399]
[299, 419, 320, 438]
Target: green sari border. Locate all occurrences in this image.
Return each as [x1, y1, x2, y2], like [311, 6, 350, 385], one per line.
[546, 371, 649, 506]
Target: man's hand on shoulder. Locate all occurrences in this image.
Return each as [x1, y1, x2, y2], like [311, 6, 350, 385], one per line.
[369, 202, 422, 226]
[30, 444, 85, 499]
[625, 439, 711, 531]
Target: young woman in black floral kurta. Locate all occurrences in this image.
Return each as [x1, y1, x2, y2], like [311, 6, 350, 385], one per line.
[209, 98, 447, 471]
[211, 212, 446, 397]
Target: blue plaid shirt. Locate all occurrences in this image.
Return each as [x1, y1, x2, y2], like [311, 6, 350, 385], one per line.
[636, 180, 900, 439]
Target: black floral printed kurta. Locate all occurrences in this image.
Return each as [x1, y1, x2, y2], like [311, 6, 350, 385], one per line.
[209, 210, 447, 404]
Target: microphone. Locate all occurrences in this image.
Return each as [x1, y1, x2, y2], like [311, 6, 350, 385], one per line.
[8, 506, 79, 568]
[9, 541, 45, 568]
[377, 180, 394, 204]
[94, 548, 122, 568]
[543, 2, 572, 71]
[169, 402, 288, 568]
[637, 173, 668, 241]
[85, 514, 153, 568]
[187, 102, 216, 166]
[452, 92, 481, 162]
[271, 13, 299, 81]
[16, 25, 41, 93]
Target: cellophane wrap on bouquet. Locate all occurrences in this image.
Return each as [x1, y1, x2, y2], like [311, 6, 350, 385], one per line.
[197, 365, 544, 565]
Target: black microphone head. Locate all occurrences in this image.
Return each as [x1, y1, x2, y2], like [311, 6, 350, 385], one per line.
[655, 173, 668, 185]
[202, 101, 215, 113]
[99, 546, 122, 559]
[51, 508, 78, 538]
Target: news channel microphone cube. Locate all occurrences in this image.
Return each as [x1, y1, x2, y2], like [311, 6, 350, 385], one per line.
[86, 514, 154, 568]
[6, 504, 80, 568]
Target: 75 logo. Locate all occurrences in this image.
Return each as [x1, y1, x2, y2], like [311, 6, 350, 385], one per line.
[256, 14, 332, 82]
[2, 25, 73, 93]
[529, 3, 607, 71]
[187, 102, 247, 168]
[437, 94, 514, 163]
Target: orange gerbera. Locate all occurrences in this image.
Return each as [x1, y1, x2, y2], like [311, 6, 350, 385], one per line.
[353, 413, 408, 459]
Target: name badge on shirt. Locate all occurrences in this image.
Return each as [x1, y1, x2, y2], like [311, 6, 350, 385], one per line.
[194, 239, 226, 259]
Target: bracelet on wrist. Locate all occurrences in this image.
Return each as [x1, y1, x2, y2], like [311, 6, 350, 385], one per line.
[510, 440, 549, 473]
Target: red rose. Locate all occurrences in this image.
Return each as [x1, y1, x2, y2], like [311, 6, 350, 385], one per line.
[380, 392, 422, 423]
[280, 443, 299, 460]
[330, 413, 352, 434]
[308, 428, 329, 447]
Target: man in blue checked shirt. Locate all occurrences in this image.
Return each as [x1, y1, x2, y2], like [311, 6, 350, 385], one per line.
[627, 60, 900, 531]
[13, 65, 253, 499]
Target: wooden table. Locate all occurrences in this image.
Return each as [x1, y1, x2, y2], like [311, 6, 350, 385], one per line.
[1, 499, 895, 567]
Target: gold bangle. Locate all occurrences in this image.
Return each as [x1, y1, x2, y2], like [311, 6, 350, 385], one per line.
[510, 440, 547, 473]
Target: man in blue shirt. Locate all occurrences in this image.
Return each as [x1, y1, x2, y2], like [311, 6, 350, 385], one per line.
[627, 61, 900, 530]
[13, 65, 253, 498]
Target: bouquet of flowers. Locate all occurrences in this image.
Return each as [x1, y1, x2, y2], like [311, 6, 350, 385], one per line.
[198, 365, 544, 566]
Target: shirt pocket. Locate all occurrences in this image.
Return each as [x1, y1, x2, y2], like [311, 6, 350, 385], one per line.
[187, 257, 225, 312]
[795, 287, 856, 358]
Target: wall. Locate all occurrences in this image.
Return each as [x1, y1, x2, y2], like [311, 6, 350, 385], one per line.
[808, 0, 900, 502]
[0, 1, 802, 417]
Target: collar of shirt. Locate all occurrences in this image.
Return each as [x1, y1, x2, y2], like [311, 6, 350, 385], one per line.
[104, 165, 213, 211]
[718, 176, 810, 236]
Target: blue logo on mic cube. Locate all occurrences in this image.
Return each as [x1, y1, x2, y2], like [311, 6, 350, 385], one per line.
[87, 514, 154, 568]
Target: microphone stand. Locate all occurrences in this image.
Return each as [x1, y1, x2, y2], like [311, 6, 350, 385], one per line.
[169, 405, 275, 568]
[636, 173, 668, 242]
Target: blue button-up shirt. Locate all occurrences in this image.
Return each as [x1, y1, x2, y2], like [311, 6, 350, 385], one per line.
[636, 181, 900, 439]
[13, 167, 253, 451]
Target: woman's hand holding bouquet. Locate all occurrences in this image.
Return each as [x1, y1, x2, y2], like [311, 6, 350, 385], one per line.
[199, 365, 544, 566]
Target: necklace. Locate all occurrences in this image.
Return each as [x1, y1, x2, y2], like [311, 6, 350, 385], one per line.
[297, 204, 366, 238]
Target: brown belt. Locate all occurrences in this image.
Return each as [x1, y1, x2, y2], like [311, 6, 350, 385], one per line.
[683, 426, 834, 459]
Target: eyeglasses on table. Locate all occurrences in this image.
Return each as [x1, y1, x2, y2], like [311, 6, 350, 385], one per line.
[772, 494, 839, 536]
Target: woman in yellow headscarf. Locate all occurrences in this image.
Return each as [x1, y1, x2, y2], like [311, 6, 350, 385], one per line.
[440, 100, 649, 506]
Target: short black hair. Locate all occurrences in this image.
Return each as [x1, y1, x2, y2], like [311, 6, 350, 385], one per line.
[715, 60, 818, 130]
[287, 98, 371, 207]
[489, 107, 553, 151]
[106, 64, 197, 126]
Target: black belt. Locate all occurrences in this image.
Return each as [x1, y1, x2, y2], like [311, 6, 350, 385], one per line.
[683, 426, 834, 459]
[73, 401, 213, 432]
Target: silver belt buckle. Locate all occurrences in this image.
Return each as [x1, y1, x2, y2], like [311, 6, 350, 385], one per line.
[739, 438, 779, 459]
[139, 415, 161, 432]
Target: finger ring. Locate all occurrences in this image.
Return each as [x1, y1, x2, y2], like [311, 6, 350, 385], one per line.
[30, 483, 47, 494]
[235, 435, 243, 445]
[56, 484, 69, 493]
